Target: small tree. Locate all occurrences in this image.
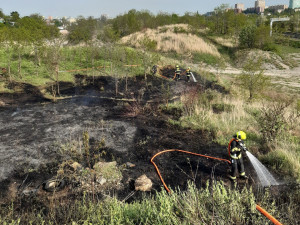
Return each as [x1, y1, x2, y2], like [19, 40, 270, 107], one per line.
[138, 36, 158, 81]
[251, 98, 300, 148]
[237, 57, 270, 100]
[0, 26, 13, 81]
[45, 36, 64, 96]
[256, 101, 289, 144]
[67, 16, 97, 44]
[239, 25, 257, 48]
[255, 25, 272, 50]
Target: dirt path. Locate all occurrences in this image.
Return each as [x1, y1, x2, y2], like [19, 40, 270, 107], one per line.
[203, 62, 300, 91]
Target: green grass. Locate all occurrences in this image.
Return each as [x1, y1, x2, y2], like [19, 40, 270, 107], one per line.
[0, 45, 147, 88]
[192, 52, 219, 65]
[1, 181, 298, 224]
[275, 43, 300, 54]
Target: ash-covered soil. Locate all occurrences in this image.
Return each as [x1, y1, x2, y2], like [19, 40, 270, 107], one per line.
[0, 70, 261, 203]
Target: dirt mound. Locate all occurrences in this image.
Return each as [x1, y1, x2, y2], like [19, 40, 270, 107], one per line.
[120, 24, 220, 56]
[234, 49, 293, 70]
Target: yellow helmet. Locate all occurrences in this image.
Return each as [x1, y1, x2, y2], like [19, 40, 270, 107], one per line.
[176, 65, 179, 68]
[236, 131, 246, 140]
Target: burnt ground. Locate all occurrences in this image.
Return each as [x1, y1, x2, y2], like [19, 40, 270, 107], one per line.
[0, 69, 280, 206]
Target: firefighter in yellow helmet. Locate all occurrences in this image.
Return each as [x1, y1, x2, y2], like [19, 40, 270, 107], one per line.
[186, 67, 191, 82]
[175, 65, 181, 81]
[228, 131, 248, 182]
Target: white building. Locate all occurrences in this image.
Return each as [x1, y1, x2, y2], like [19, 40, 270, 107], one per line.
[255, 0, 266, 13]
[289, 0, 300, 9]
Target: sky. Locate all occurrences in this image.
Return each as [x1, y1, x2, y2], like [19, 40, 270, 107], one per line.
[0, 0, 290, 19]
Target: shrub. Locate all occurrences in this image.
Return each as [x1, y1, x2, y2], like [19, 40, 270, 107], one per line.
[251, 102, 288, 145]
[236, 57, 271, 100]
[239, 25, 257, 48]
[262, 42, 279, 53]
[289, 39, 300, 48]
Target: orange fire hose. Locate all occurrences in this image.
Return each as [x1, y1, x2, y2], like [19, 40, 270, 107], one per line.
[154, 66, 187, 80]
[158, 72, 172, 80]
[256, 205, 283, 225]
[150, 149, 283, 225]
[172, 70, 187, 80]
[150, 149, 231, 193]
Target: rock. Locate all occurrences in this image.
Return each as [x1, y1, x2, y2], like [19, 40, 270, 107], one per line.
[22, 188, 38, 196]
[135, 174, 152, 192]
[0, 100, 5, 106]
[70, 162, 82, 171]
[126, 162, 136, 168]
[96, 176, 107, 185]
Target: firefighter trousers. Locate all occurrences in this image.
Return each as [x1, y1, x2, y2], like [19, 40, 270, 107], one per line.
[231, 156, 245, 178]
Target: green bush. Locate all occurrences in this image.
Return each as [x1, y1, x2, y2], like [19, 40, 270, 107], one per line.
[289, 39, 300, 48]
[262, 42, 279, 53]
[239, 25, 257, 48]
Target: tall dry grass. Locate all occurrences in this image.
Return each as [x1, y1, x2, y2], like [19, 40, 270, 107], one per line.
[176, 88, 300, 180]
[120, 24, 220, 57]
[259, 143, 300, 182]
[213, 37, 238, 47]
[179, 91, 259, 145]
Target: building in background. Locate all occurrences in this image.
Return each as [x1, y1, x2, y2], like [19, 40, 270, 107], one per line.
[235, 3, 244, 13]
[268, 5, 288, 13]
[255, 0, 266, 13]
[289, 0, 300, 9]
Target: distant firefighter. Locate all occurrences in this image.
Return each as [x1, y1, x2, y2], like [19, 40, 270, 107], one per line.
[186, 67, 191, 82]
[175, 65, 181, 81]
[151, 65, 157, 75]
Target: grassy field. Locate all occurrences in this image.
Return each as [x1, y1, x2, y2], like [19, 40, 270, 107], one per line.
[0, 45, 146, 91]
[0, 26, 299, 224]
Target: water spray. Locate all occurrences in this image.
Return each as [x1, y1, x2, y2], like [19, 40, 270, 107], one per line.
[246, 151, 279, 187]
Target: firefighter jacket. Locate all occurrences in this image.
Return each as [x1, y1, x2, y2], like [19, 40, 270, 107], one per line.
[186, 69, 191, 76]
[228, 138, 246, 159]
